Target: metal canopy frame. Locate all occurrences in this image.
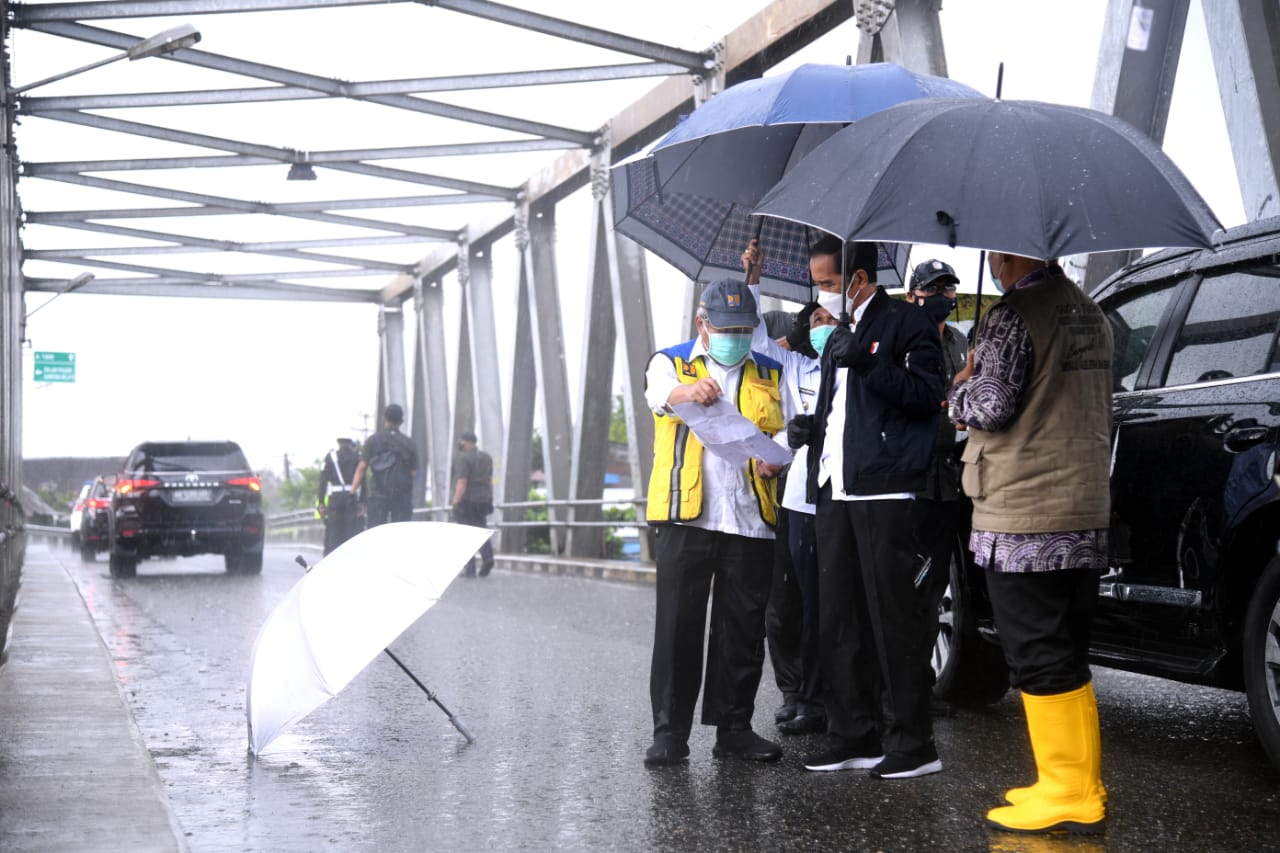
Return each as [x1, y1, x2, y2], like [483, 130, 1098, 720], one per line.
[7, 0, 726, 302]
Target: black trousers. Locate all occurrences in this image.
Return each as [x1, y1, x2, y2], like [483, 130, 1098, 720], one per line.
[913, 497, 963, 683]
[454, 501, 495, 571]
[816, 488, 934, 756]
[650, 525, 773, 740]
[766, 508, 823, 709]
[322, 494, 362, 555]
[986, 567, 1099, 695]
[766, 507, 802, 699]
[366, 496, 412, 528]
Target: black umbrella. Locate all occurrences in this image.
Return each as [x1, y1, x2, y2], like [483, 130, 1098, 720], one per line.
[753, 97, 1222, 259]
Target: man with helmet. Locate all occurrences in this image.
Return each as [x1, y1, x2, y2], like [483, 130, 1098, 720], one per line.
[317, 436, 363, 555]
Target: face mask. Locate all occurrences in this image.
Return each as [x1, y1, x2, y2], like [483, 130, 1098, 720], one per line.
[816, 286, 848, 320]
[989, 256, 1006, 293]
[809, 324, 836, 356]
[921, 293, 954, 324]
[706, 331, 752, 366]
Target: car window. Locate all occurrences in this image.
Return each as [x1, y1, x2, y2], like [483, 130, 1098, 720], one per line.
[126, 442, 250, 472]
[1103, 280, 1179, 392]
[1163, 267, 1280, 387]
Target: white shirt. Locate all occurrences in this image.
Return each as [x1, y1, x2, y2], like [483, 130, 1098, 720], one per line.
[817, 295, 913, 503]
[644, 337, 788, 539]
[748, 286, 820, 514]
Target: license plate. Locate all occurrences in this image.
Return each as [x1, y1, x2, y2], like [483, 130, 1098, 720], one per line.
[170, 488, 213, 504]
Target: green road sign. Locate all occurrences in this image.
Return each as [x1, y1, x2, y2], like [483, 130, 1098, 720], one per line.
[33, 351, 75, 383]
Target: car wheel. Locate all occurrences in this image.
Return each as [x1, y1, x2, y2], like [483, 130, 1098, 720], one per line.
[1243, 553, 1280, 771]
[225, 550, 263, 575]
[108, 551, 137, 578]
[79, 543, 96, 563]
[932, 535, 1010, 707]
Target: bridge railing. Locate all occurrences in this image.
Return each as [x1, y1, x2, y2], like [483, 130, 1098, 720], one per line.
[268, 495, 648, 561]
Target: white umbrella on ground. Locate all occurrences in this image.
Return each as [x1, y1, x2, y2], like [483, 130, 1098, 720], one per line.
[246, 521, 492, 755]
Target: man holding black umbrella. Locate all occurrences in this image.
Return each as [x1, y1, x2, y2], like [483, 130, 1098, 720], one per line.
[787, 236, 946, 779]
[949, 253, 1112, 834]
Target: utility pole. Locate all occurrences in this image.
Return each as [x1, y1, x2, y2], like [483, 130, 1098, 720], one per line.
[283, 453, 292, 483]
[353, 412, 372, 442]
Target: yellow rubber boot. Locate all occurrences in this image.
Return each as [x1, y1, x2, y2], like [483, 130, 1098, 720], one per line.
[988, 684, 1106, 833]
[1004, 683, 1107, 807]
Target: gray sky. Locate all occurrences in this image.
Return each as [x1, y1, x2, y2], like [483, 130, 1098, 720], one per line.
[16, 1, 1243, 474]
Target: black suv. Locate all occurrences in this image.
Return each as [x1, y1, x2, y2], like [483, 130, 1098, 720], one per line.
[109, 440, 265, 577]
[934, 215, 1280, 769]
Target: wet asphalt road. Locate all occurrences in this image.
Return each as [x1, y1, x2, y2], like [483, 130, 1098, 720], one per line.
[57, 544, 1280, 852]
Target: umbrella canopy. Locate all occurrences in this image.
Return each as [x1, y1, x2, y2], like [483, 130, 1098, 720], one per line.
[753, 97, 1223, 258]
[611, 62, 983, 300]
[246, 521, 492, 755]
[648, 62, 985, 205]
[611, 155, 908, 298]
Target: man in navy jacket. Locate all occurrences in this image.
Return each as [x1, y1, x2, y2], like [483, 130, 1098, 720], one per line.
[788, 236, 945, 779]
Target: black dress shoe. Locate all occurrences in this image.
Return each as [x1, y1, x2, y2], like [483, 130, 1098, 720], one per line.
[777, 713, 827, 735]
[644, 736, 689, 767]
[774, 696, 799, 723]
[713, 729, 782, 763]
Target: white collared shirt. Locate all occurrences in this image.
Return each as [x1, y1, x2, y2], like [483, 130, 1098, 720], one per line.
[818, 294, 913, 503]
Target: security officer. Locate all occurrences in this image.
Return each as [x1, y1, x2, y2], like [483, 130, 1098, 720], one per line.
[317, 437, 362, 555]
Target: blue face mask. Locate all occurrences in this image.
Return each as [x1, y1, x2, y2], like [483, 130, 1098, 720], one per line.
[809, 324, 836, 357]
[706, 331, 752, 366]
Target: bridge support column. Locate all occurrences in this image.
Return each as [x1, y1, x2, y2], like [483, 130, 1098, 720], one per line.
[413, 280, 452, 510]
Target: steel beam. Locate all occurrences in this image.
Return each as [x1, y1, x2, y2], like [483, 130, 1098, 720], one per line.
[414, 280, 452, 507]
[378, 308, 410, 488]
[502, 216, 538, 554]
[1082, 0, 1191, 290]
[25, 21, 598, 146]
[19, 62, 684, 111]
[522, 201, 573, 554]
[1203, 0, 1280, 222]
[566, 153, 617, 558]
[462, 238, 506, 508]
[856, 0, 947, 76]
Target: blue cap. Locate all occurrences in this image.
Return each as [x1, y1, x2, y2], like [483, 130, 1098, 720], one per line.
[699, 279, 758, 330]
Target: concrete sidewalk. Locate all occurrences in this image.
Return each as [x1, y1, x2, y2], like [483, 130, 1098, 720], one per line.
[0, 542, 187, 852]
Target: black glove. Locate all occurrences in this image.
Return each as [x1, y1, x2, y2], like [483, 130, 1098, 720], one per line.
[785, 314, 818, 358]
[828, 325, 876, 374]
[786, 414, 814, 449]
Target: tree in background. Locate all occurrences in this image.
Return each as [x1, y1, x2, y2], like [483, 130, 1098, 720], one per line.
[273, 462, 322, 512]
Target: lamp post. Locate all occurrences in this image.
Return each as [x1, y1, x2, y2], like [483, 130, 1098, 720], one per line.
[10, 24, 201, 95]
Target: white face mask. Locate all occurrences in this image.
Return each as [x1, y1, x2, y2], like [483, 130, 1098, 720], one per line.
[816, 286, 849, 320]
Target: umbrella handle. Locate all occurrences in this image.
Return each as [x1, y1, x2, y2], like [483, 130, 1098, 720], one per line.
[383, 648, 476, 743]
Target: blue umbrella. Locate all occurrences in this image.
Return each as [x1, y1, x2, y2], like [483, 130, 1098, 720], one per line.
[611, 62, 983, 300]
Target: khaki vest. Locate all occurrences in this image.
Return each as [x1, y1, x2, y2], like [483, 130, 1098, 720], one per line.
[646, 344, 784, 526]
[962, 271, 1112, 533]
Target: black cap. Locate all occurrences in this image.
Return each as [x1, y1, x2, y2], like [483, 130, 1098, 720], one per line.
[336, 437, 354, 445]
[460, 430, 478, 442]
[910, 259, 959, 291]
[384, 403, 404, 423]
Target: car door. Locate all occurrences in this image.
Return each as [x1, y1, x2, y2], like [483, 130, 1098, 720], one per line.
[1097, 263, 1280, 678]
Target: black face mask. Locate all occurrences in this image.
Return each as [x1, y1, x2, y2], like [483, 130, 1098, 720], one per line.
[921, 293, 955, 323]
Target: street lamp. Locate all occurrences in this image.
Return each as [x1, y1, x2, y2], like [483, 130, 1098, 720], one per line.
[11, 24, 201, 95]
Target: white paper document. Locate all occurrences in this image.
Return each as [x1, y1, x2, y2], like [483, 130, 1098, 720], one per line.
[670, 398, 793, 468]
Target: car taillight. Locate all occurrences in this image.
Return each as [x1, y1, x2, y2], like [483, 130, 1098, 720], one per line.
[116, 478, 160, 495]
[227, 476, 262, 492]
[86, 498, 110, 510]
